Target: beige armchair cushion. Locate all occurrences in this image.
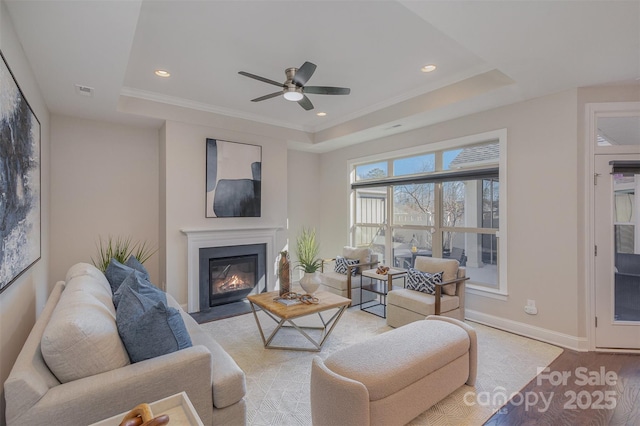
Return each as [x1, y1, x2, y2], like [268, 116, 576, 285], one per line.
[321, 270, 356, 292]
[414, 256, 459, 296]
[387, 289, 459, 316]
[342, 246, 372, 266]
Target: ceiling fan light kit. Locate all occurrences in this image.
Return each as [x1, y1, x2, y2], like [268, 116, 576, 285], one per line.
[283, 85, 303, 101]
[239, 61, 350, 111]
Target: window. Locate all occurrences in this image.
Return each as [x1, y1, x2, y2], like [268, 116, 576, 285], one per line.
[393, 183, 435, 226]
[393, 153, 435, 176]
[350, 131, 507, 295]
[353, 187, 387, 263]
[355, 161, 388, 181]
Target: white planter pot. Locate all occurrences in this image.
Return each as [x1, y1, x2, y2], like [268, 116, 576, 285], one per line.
[300, 271, 321, 295]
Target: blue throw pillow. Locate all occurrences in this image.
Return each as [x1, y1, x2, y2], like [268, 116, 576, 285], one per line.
[116, 286, 192, 363]
[112, 270, 166, 309]
[125, 255, 150, 280]
[105, 258, 136, 293]
[406, 268, 444, 295]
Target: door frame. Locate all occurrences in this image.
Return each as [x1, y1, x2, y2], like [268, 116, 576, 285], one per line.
[585, 101, 640, 352]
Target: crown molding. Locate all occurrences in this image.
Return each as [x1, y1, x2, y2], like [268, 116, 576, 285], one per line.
[120, 87, 311, 133]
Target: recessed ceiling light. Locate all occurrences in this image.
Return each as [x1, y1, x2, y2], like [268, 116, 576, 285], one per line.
[421, 64, 437, 73]
[154, 69, 171, 78]
[317, 112, 327, 117]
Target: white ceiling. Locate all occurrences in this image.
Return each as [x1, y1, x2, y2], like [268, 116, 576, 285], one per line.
[5, 0, 640, 152]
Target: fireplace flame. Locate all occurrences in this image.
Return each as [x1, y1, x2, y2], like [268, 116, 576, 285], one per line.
[219, 274, 250, 292]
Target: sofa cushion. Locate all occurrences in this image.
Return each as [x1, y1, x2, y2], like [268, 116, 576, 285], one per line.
[116, 285, 192, 363]
[414, 256, 459, 296]
[125, 255, 150, 280]
[406, 269, 443, 294]
[64, 273, 115, 313]
[334, 256, 358, 276]
[41, 285, 130, 383]
[388, 288, 460, 316]
[324, 320, 469, 401]
[65, 262, 112, 293]
[112, 270, 166, 309]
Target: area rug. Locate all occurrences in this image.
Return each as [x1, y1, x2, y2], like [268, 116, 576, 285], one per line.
[200, 307, 563, 425]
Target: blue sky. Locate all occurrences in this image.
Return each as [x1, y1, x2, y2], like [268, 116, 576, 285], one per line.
[356, 149, 463, 180]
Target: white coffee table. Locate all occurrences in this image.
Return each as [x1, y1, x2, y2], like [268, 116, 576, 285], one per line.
[90, 392, 204, 426]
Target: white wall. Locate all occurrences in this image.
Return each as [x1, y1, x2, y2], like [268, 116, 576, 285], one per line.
[319, 89, 583, 345]
[287, 150, 322, 280]
[162, 120, 289, 303]
[50, 115, 160, 283]
[0, 0, 51, 421]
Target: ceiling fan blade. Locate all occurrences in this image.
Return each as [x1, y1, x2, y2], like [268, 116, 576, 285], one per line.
[238, 71, 284, 88]
[293, 62, 317, 86]
[303, 86, 351, 95]
[251, 91, 282, 102]
[298, 95, 314, 111]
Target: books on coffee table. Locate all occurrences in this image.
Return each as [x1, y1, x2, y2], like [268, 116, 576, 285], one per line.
[276, 298, 301, 306]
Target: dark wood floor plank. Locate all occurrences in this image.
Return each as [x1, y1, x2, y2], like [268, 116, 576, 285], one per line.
[484, 350, 640, 425]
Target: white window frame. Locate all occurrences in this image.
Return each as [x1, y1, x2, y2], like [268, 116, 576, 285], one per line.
[348, 129, 508, 298]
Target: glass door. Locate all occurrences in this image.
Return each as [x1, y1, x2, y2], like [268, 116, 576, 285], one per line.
[594, 154, 640, 349]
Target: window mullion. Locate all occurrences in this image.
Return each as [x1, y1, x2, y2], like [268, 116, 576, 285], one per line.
[433, 182, 443, 257]
[386, 186, 392, 264]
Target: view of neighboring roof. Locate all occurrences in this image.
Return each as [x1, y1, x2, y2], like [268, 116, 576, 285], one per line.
[449, 142, 499, 168]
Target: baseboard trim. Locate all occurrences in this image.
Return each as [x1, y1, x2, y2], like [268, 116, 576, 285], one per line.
[465, 309, 589, 352]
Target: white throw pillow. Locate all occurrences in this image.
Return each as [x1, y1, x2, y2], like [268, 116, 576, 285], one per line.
[41, 285, 130, 383]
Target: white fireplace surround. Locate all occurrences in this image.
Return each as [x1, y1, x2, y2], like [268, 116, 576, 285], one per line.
[181, 227, 280, 313]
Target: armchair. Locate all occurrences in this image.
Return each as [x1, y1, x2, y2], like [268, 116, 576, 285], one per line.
[318, 246, 379, 306]
[387, 256, 469, 328]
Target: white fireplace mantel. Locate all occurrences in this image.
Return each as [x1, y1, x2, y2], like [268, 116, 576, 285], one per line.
[181, 227, 281, 313]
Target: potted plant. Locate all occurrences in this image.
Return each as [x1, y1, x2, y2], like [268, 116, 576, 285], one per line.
[91, 235, 157, 272]
[295, 227, 322, 294]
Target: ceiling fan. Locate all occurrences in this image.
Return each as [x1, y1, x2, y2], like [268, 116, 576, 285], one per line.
[238, 61, 350, 111]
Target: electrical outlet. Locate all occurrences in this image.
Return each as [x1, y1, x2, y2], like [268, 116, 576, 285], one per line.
[524, 300, 538, 315]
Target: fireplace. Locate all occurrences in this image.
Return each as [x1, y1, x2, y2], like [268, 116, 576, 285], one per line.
[183, 227, 279, 314]
[199, 243, 266, 312]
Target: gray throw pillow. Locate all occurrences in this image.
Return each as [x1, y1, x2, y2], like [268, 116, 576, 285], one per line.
[105, 258, 135, 293]
[125, 255, 150, 280]
[112, 270, 166, 309]
[116, 285, 192, 363]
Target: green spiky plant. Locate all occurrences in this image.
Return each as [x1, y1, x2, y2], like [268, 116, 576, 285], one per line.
[295, 227, 322, 273]
[92, 235, 157, 272]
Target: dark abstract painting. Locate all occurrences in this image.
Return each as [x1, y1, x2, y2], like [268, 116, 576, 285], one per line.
[206, 139, 261, 217]
[0, 51, 41, 294]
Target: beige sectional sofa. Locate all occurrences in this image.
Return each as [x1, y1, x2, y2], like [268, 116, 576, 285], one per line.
[4, 263, 246, 426]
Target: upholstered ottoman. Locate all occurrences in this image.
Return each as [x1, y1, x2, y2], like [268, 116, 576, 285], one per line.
[310, 316, 476, 426]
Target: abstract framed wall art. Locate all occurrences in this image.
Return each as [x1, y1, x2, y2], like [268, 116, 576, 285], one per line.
[206, 138, 261, 217]
[0, 51, 41, 294]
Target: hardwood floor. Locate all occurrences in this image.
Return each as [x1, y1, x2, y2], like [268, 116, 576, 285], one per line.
[484, 350, 640, 425]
